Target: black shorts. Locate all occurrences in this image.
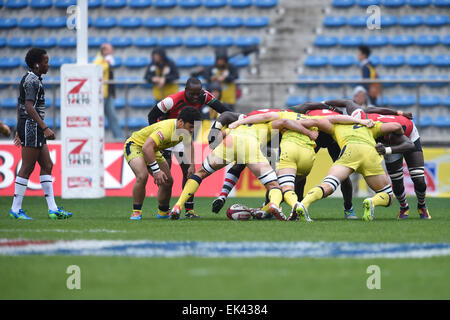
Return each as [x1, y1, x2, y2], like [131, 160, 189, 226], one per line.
[17, 118, 46, 148]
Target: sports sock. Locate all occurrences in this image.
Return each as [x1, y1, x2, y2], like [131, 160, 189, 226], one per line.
[396, 190, 409, 209]
[132, 203, 142, 215]
[219, 172, 239, 199]
[301, 186, 324, 210]
[283, 190, 298, 209]
[185, 202, 194, 212]
[371, 192, 390, 207]
[176, 177, 201, 208]
[158, 205, 169, 216]
[268, 188, 282, 207]
[40, 175, 58, 211]
[11, 176, 28, 213]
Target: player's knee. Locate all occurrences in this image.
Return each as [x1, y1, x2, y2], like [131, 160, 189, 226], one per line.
[278, 173, 295, 190]
[409, 167, 426, 192]
[135, 172, 148, 185]
[377, 184, 394, 207]
[19, 163, 36, 177]
[322, 175, 340, 195]
[258, 169, 278, 188]
[41, 161, 53, 174]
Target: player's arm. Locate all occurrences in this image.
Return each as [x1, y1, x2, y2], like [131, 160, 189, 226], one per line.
[375, 134, 415, 155]
[208, 111, 241, 147]
[142, 137, 168, 185]
[24, 100, 55, 140]
[148, 97, 174, 125]
[365, 107, 413, 120]
[271, 119, 319, 141]
[325, 114, 374, 127]
[322, 99, 361, 115]
[207, 98, 232, 114]
[291, 102, 328, 114]
[228, 112, 280, 129]
[0, 120, 11, 137]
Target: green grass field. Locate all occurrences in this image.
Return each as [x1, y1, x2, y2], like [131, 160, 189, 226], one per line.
[0, 196, 449, 300]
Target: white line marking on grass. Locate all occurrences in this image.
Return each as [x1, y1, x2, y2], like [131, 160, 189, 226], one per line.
[0, 229, 127, 233]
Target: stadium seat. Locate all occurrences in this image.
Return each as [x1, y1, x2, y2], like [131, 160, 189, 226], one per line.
[195, 17, 218, 28]
[88, 0, 102, 8]
[332, 0, 355, 8]
[185, 36, 208, 48]
[433, 55, 450, 67]
[30, 0, 52, 9]
[408, 55, 432, 67]
[0, 37, 6, 48]
[399, 15, 423, 27]
[0, 18, 17, 29]
[382, 0, 405, 7]
[159, 36, 183, 47]
[286, 96, 307, 107]
[179, 0, 201, 8]
[54, 0, 76, 8]
[5, 0, 28, 9]
[153, 0, 177, 8]
[0, 57, 21, 69]
[8, 37, 32, 48]
[304, 55, 328, 67]
[416, 35, 440, 46]
[220, 16, 244, 28]
[43, 17, 67, 29]
[110, 37, 132, 48]
[357, 0, 381, 6]
[50, 57, 74, 68]
[229, 55, 251, 68]
[348, 75, 362, 86]
[379, 75, 398, 88]
[424, 15, 448, 27]
[59, 37, 77, 48]
[297, 75, 320, 88]
[390, 95, 416, 107]
[314, 35, 338, 47]
[426, 74, 449, 88]
[380, 15, 398, 28]
[169, 16, 193, 28]
[121, 117, 148, 129]
[365, 35, 389, 47]
[33, 37, 57, 48]
[88, 36, 108, 48]
[129, 97, 157, 109]
[235, 36, 260, 47]
[0, 76, 11, 89]
[1, 97, 17, 108]
[323, 75, 346, 88]
[330, 55, 356, 67]
[0, 118, 17, 128]
[442, 35, 450, 46]
[103, 0, 126, 8]
[128, 0, 152, 8]
[229, 0, 252, 8]
[420, 95, 441, 107]
[400, 74, 423, 87]
[245, 16, 269, 28]
[432, 115, 450, 128]
[43, 76, 60, 89]
[340, 35, 363, 47]
[133, 37, 158, 48]
[313, 96, 337, 102]
[199, 56, 215, 67]
[115, 76, 139, 88]
[203, 0, 226, 8]
[209, 36, 234, 47]
[443, 95, 450, 107]
[408, 0, 431, 7]
[434, 0, 450, 7]
[254, 0, 278, 8]
[175, 56, 199, 68]
[93, 17, 117, 29]
[19, 17, 42, 29]
[323, 16, 347, 28]
[114, 97, 126, 109]
[119, 17, 142, 28]
[390, 35, 414, 46]
[348, 16, 367, 28]
[143, 17, 168, 28]
[418, 115, 432, 128]
[124, 56, 150, 68]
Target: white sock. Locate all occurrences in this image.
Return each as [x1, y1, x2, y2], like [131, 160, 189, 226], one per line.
[40, 175, 58, 211]
[11, 176, 28, 213]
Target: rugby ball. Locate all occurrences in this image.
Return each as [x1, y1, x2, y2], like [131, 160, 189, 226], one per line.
[226, 204, 252, 221]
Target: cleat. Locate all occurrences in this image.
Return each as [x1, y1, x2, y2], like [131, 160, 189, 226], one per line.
[344, 207, 357, 220]
[295, 203, 313, 222]
[129, 211, 142, 220]
[212, 197, 226, 214]
[185, 210, 201, 219]
[269, 203, 287, 221]
[169, 205, 181, 220]
[49, 207, 72, 220]
[418, 207, 431, 220]
[288, 203, 300, 221]
[397, 207, 410, 220]
[250, 208, 268, 220]
[157, 213, 170, 219]
[362, 198, 374, 221]
[9, 209, 33, 220]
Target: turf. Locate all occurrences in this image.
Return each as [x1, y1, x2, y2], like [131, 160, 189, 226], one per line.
[0, 196, 449, 299]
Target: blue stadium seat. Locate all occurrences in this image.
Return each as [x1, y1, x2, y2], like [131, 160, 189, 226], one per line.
[33, 37, 57, 48]
[143, 17, 168, 28]
[408, 55, 432, 67]
[323, 75, 347, 88]
[179, 0, 201, 8]
[0, 118, 17, 128]
[314, 35, 338, 47]
[426, 74, 449, 87]
[418, 115, 433, 128]
[43, 76, 60, 89]
[119, 17, 142, 28]
[420, 95, 441, 107]
[120, 117, 148, 129]
[176, 56, 199, 68]
[0, 76, 11, 89]
[209, 36, 234, 47]
[382, 0, 405, 7]
[159, 36, 183, 47]
[110, 56, 122, 67]
[313, 96, 337, 102]
[43, 17, 67, 29]
[103, 0, 126, 8]
[0, 18, 17, 29]
[432, 115, 450, 128]
[124, 56, 150, 68]
[286, 96, 307, 107]
[379, 75, 398, 88]
[204, 0, 226, 8]
[229, 0, 252, 8]
[5, 0, 27, 9]
[235, 36, 260, 47]
[88, 36, 108, 47]
[390, 34, 414, 46]
[19, 17, 42, 29]
[229, 55, 251, 68]
[2, 97, 18, 108]
[169, 16, 193, 28]
[128, 0, 151, 8]
[330, 55, 356, 67]
[195, 16, 218, 28]
[43, 117, 61, 129]
[54, 0, 76, 8]
[433, 55, 450, 67]
[382, 55, 405, 67]
[30, 0, 52, 9]
[153, 0, 177, 8]
[348, 16, 367, 28]
[185, 36, 208, 48]
[93, 17, 117, 28]
[0, 57, 21, 69]
[8, 37, 32, 48]
[59, 37, 76, 48]
[399, 15, 423, 27]
[323, 16, 347, 27]
[88, 0, 102, 8]
[424, 15, 448, 27]
[380, 15, 398, 28]
[129, 97, 157, 109]
[114, 97, 126, 109]
[245, 16, 269, 28]
[220, 16, 244, 28]
[400, 74, 423, 87]
[357, 0, 381, 6]
[115, 76, 139, 88]
[442, 35, 450, 46]
[50, 57, 74, 68]
[133, 37, 158, 48]
[297, 75, 320, 87]
[416, 34, 440, 46]
[340, 35, 363, 47]
[199, 56, 214, 67]
[332, 0, 355, 8]
[408, 0, 431, 7]
[443, 95, 450, 107]
[110, 37, 132, 48]
[390, 95, 416, 107]
[0, 37, 6, 48]
[365, 35, 389, 47]
[304, 56, 328, 67]
[434, 0, 450, 7]
[254, 0, 278, 8]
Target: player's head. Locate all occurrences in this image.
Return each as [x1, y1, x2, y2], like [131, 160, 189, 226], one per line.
[357, 45, 371, 61]
[177, 106, 202, 134]
[185, 77, 203, 104]
[25, 47, 49, 75]
[353, 86, 368, 106]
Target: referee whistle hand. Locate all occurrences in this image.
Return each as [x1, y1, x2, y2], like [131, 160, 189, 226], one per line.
[375, 143, 386, 155]
[13, 132, 21, 147]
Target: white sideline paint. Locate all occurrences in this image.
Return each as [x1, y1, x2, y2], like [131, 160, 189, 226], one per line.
[0, 229, 126, 233]
[0, 240, 450, 259]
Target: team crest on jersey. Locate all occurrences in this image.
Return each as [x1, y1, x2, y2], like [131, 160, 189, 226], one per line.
[157, 131, 165, 141]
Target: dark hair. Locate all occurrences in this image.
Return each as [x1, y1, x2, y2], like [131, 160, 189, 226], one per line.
[186, 77, 202, 89]
[25, 47, 47, 69]
[358, 45, 371, 58]
[177, 106, 202, 124]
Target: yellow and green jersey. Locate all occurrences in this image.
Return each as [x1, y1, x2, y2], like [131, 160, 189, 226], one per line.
[275, 111, 320, 150]
[331, 121, 383, 149]
[128, 119, 183, 151]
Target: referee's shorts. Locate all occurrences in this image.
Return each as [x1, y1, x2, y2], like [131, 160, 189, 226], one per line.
[17, 118, 46, 148]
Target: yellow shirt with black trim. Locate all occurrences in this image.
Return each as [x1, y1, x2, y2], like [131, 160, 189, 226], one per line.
[331, 121, 383, 149]
[275, 111, 320, 150]
[128, 119, 183, 151]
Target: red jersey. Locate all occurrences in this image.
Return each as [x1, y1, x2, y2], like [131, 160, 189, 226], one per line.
[246, 108, 291, 117]
[355, 111, 413, 137]
[156, 90, 217, 119]
[306, 109, 341, 117]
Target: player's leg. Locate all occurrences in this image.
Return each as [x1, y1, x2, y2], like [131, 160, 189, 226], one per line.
[385, 155, 409, 219]
[362, 174, 394, 221]
[127, 157, 150, 220]
[212, 163, 247, 213]
[294, 175, 306, 202]
[152, 160, 173, 219]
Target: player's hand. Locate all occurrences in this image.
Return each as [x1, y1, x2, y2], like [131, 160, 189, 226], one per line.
[375, 143, 386, 155]
[44, 127, 56, 140]
[153, 171, 168, 186]
[361, 119, 374, 128]
[13, 132, 21, 147]
[403, 112, 413, 120]
[0, 123, 11, 137]
[228, 121, 240, 129]
[307, 130, 319, 141]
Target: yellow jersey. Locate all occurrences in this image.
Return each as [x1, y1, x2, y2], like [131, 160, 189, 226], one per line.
[128, 119, 183, 151]
[331, 121, 383, 148]
[276, 111, 319, 150]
